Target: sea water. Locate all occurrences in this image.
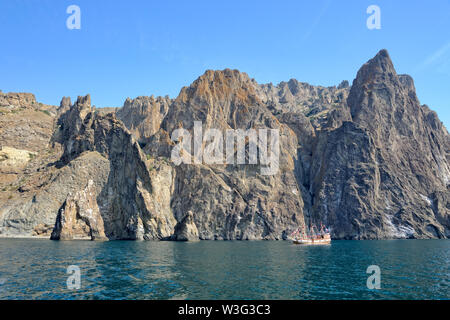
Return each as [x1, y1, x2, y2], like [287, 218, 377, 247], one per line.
[0, 239, 448, 299]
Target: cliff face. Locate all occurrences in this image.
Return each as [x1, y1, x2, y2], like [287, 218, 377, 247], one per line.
[50, 179, 108, 241]
[146, 69, 303, 240]
[0, 49, 448, 240]
[310, 50, 450, 239]
[116, 95, 171, 143]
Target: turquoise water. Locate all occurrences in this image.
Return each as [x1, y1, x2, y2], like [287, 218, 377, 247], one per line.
[0, 239, 448, 300]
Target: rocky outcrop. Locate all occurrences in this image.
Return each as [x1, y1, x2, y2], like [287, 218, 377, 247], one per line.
[58, 96, 72, 116]
[256, 78, 350, 129]
[158, 69, 305, 240]
[53, 95, 177, 240]
[0, 95, 56, 152]
[307, 50, 450, 238]
[116, 95, 171, 143]
[0, 93, 61, 224]
[51, 180, 107, 240]
[0, 151, 110, 237]
[0, 49, 448, 240]
[171, 211, 199, 241]
[0, 92, 37, 108]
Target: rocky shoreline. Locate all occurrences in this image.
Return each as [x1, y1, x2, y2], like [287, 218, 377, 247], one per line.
[0, 49, 448, 241]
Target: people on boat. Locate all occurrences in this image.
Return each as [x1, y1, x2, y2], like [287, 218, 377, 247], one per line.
[290, 221, 331, 244]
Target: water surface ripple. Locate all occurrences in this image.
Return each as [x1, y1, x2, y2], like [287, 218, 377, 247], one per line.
[0, 239, 448, 299]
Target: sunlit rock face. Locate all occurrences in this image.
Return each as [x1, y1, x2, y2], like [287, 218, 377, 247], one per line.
[116, 95, 171, 143]
[51, 179, 108, 241]
[0, 50, 448, 240]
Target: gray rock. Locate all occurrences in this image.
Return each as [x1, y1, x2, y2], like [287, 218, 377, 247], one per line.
[0, 49, 448, 240]
[51, 179, 108, 241]
[171, 211, 199, 241]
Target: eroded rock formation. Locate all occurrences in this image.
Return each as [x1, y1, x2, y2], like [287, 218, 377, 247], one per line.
[51, 180, 107, 240]
[0, 49, 448, 240]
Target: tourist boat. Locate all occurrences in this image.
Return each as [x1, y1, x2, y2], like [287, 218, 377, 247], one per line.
[289, 223, 331, 245]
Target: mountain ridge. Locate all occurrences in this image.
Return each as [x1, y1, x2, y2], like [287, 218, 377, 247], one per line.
[0, 49, 448, 240]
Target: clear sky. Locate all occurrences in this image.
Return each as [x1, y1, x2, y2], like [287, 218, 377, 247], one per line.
[1, 0, 449, 128]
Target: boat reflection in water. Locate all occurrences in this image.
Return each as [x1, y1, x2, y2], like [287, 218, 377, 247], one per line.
[289, 223, 331, 245]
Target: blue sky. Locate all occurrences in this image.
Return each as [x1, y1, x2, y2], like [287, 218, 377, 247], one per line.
[1, 0, 449, 128]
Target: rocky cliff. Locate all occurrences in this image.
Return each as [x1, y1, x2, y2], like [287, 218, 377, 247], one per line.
[0, 49, 448, 240]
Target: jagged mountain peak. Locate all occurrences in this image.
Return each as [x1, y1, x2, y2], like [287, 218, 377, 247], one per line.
[59, 96, 71, 108]
[351, 49, 397, 88]
[75, 94, 91, 107]
[376, 48, 390, 58]
[176, 68, 259, 105]
[348, 49, 418, 127]
[194, 68, 252, 85]
[117, 94, 171, 142]
[369, 48, 394, 70]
